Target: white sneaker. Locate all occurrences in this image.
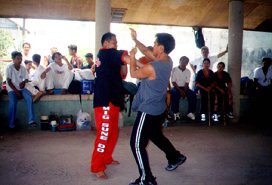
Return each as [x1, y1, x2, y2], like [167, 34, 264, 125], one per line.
[187, 113, 195, 120]
[201, 114, 206, 121]
[212, 114, 219, 122]
[226, 112, 234, 119]
[174, 113, 181, 121]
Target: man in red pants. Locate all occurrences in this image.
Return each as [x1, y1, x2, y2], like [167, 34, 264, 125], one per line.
[91, 32, 130, 178]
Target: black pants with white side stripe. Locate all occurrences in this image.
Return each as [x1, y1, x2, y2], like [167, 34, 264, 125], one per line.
[130, 111, 181, 182]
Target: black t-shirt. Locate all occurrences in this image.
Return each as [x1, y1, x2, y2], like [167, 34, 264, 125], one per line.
[93, 48, 127, 108]
[215, 71, 232, 90]
[195, 69, 216, 87]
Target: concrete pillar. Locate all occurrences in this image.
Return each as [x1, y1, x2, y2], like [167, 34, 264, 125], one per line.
[228, 0, 244, 122]
[95, 0, 111, 59]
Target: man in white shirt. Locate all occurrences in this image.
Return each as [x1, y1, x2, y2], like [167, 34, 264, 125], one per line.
[6, 51, 38, 129]
[22, 42, 32, 62]
[171, 56, 197, 120]
[253, 57, 272, 121]
[254, 58, 272, 88]
[41, 52, 73, 94]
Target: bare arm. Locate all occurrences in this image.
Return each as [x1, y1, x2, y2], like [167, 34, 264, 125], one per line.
[62, 56, 73, 70]
[123, 55, 144, 68]
[190, 63, 196, 74]
[130, 28, 156, 61]
[129, 48, 155, 80]
[217, 45, 228, 58]
[121, 65, 128, 79]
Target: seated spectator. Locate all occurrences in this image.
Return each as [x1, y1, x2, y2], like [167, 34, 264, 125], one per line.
[171, 56, 197, 120]
[44, 47, 58, 67]
[41, 52, 73, 94]
[6, 51, 38, 129]
[68, 44, 83, 69]
[195, 58, 218, 122]
[82, 53, 94, 69]
[214, 62, 234, 118]
[254, 57, 272, 92]
[24, 56, 45, 102]
[24, 60, 33, 76]
[253, 57, 272, 117]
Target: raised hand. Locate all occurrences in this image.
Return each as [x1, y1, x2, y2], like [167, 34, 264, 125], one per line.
[130, 47, 137, 56]
[130, 28, 137, 41]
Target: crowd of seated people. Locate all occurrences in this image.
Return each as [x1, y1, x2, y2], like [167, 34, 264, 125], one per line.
[1, 43, 95, 130]
[1, 40, 271, 130]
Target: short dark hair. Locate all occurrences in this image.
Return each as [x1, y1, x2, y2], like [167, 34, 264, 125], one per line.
[179, 56, 189, 63]
[52, 52, 62, 60]
[68, 44, 77, 52]
[85, 53, 93, 58]
[32, 54, 41, 64]
[155, 33, 175, 54]
[11, 51, 22, 59]
[262, 57, 272, 63]
[101, 32, 116, 46]
[24, 60, 32, 65]
[218, 62, 225, 68]
[22, 42, 31, 48]
[203, 58, 210, 63]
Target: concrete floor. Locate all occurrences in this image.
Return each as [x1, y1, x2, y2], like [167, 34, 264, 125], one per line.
[0, 124, 272, 185]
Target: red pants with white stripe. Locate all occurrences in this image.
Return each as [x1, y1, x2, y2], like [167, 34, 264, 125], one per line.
[91, 102, 120, 173]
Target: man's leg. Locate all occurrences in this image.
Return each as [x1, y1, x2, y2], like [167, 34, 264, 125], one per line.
[91, 104, 115, 177]
[104, 103, 120, 165]
[200, 90, 208, 114]
[62, 70, 74, 89]
[8, 91, 18, 128]
[21, 89, 35, 124]
[130, 112, 154, 183]
[186, 88, 197, 114]
[24, 83, 39, 95]
[171, 87, 181, 114]
[149, 113, 182, 164]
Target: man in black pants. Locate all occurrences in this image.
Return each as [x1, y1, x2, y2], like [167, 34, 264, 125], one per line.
[127, 28, 186, 185]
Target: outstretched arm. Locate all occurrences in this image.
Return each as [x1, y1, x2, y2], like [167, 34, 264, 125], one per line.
[217, 45, 228, 58]
[130, 28, 156, 61]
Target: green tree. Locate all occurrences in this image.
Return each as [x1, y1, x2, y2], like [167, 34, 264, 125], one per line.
[0, 29, 13, 57]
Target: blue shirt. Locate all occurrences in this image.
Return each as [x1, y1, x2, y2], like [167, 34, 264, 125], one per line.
[132, 59, 173, 115]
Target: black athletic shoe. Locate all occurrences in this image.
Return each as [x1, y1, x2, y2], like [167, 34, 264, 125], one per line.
[165, 154, 187, 171]
[129, 177, 157, 185]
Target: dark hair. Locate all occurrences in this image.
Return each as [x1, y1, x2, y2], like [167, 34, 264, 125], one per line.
[155, 33, 175, 54]
[85, 53, 93, 58]
[203, 58, 210, 64]
[179, 56, 189, 63]
[52, 52, 62, 60]
[32, 54, 41, 64]
[68, 44, 77, 52]
[24, 60, 32, 65]
[218, 62, 225, 68]
[22, 42, 31, 48]
[101, 32, 116, 46]
[11, 51, 22, 59]
[262, 57, 272, 63]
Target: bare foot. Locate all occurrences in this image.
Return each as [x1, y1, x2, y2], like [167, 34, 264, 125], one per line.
[96, 171, 107, 179]
[111, 160, 120, 165]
